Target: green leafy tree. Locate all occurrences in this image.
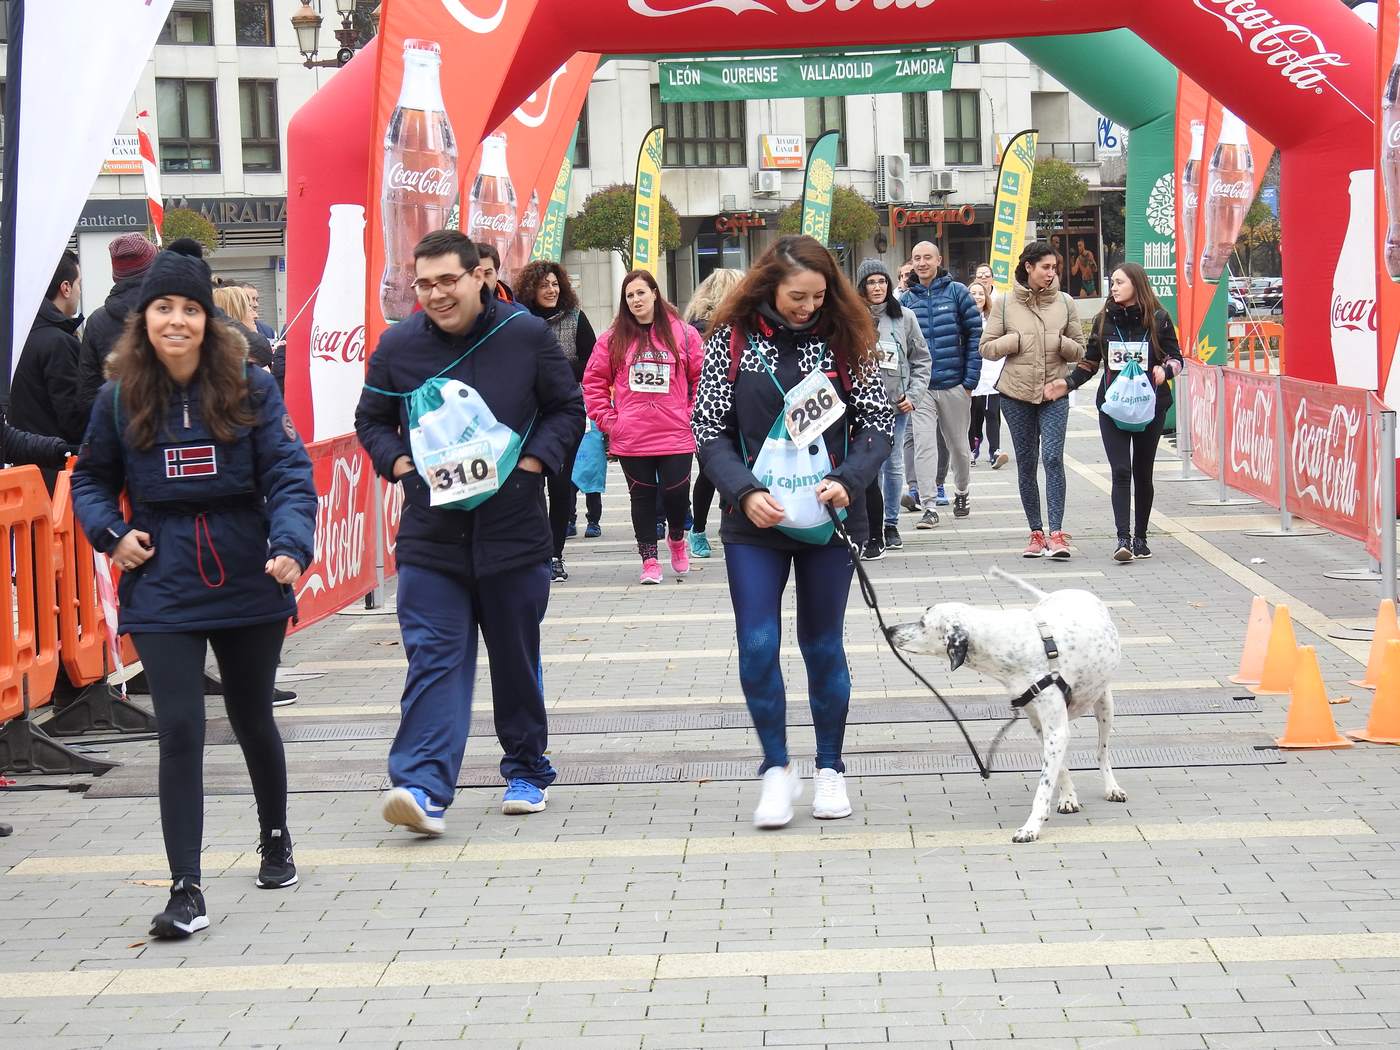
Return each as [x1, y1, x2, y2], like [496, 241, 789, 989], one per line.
[1233, 199, 1281, 277]
[160, 207, 219, 255]
[565, 183, 681, 267]
[777, 185, 879, 252]
[1028, 157, 1089, 224]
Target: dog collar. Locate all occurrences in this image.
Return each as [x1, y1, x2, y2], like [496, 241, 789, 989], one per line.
[1012, 623, 1072, 708]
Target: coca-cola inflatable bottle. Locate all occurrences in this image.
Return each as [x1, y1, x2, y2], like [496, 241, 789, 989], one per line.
[310, 204, 368, 440]
[1181, 120, 1205, 287]
[379, 39, 458, 323]
[1198, 109, 1254, 284]
[505, 189, 541, 282]
[468, 133, 517, 274]
[1383, 57, 1400, 281]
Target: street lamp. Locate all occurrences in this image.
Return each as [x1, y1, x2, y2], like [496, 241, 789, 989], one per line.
[291, 0, 364, 69]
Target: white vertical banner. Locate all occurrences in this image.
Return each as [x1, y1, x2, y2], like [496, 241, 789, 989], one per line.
[6, 0, 173, 375]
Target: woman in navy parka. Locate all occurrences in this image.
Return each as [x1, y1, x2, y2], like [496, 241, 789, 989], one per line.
[73, 252, 316, 941]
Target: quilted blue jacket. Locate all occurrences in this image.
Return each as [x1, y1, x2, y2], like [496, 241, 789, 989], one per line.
[900, 271, 983, 391]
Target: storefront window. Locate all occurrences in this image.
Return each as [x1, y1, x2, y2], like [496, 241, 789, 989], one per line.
[694, 231, 743, 284]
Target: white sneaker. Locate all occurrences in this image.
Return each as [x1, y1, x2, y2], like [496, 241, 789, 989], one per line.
[812, 768, 852, 819]
[753, 765, 803, 829]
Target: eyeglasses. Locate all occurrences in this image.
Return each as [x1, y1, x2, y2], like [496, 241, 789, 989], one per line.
[412, 272, 468, 295]
[866, 276, 889, 284]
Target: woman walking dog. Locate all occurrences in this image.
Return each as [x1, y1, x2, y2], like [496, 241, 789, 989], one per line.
[692, 235, 893, 828]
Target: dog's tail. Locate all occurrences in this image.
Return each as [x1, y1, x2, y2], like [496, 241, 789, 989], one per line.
[989, 565, 1050, 602]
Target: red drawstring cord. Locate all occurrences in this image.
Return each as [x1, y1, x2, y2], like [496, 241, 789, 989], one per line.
[194, 513, 227, 589]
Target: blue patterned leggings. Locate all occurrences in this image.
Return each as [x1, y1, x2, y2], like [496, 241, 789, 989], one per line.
[999, 395, 1070, 533]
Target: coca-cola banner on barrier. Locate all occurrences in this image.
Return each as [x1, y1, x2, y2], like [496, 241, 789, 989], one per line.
[1281, 378, 1368, 542]
[1369, 394, 1385, 561]
[1379, 2, 1400, 417]
[381, 477, 404, 577]
[291, 435, 376, 633]
[1185, 359, 1219, 479]
[1224, 368, 1280, 507]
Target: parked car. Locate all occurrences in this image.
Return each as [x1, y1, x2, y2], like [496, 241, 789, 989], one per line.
[1228, 294, 1246, 318]
[1228, 276, 1250, 296]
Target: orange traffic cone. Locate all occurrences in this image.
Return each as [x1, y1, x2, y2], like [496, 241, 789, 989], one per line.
[1349, 600, 1400, 688]
[1228, 597, 1272, 685]
[1348, 639, 1400, 745]
[1253, 605, 1299, 696]
[1276, 646, 1353, 749]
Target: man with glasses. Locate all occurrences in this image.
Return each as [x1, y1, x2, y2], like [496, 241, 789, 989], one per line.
[355, 230, 584, 835]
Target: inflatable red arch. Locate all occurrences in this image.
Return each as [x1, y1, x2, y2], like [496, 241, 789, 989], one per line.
[480, 0, 1373, 385]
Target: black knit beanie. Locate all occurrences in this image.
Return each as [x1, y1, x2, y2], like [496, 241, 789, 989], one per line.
[138, 251, 216, 318]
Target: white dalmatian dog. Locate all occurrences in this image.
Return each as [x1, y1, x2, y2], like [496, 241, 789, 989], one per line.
[889, 567, 1126, 843]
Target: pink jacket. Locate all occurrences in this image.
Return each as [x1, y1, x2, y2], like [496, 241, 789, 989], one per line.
[582, 313, 703, 457]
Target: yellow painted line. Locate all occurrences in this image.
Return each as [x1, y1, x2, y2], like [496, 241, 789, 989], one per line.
[6, 928, 1400, 998]
[1062, 451, 1369, 666]
[7, 818, 1372, 878]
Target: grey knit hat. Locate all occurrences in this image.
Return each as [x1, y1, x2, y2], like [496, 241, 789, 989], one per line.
[855, 257, 893, 291]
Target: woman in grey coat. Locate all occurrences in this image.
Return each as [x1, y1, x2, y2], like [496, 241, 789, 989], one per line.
[856, 258, 931, 558]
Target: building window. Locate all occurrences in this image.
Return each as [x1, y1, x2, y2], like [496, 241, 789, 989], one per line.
[943, 90, 981, 166]
[903, 93, 930, 166]
[805, 96, 847, 167]
[234, 1, 274, 46]
[694, 231, 744, 285]
[649, 86, 746, 167]
[239, 80, 280, 173]
[955, 45, 979, 62]
[574, 99, 590, 169]
[156, 78, 220, 173]
[158, 1, 213, 45]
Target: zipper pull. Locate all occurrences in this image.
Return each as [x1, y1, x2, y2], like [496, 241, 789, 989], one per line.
[182, 394, 190, 429]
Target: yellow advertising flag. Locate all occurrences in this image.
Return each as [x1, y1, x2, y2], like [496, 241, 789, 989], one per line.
[631, 125, 665, 274]
[988, 129, 1038, 294]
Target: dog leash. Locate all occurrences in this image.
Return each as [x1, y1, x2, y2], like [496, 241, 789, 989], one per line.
[826, 505, 995, 779]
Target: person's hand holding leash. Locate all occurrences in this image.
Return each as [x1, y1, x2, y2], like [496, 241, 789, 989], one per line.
[112, 530, 154, 572]
[816, 479, 849, 508]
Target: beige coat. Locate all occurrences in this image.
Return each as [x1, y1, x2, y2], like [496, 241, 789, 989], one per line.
[979, 281, 1086, 404]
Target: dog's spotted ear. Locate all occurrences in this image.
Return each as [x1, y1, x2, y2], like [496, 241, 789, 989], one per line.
[946, 623, 969, 672]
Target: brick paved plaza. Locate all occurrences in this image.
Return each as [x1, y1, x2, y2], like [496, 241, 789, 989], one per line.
[3, 406, 1400, 1049]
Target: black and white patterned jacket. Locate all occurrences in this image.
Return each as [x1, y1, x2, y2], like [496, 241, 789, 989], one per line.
[692, 316, 894, 550]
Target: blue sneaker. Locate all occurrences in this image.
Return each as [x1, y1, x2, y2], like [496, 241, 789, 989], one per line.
[584, 522, 602, 539]
[688, 531, 712, 558]
[380, 786, 446, 837]
[934, 485, 949, 506]
[565, 520, 577, 538]
[502, 779, 548, 815]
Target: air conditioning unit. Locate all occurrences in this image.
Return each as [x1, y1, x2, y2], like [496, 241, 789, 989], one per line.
[931, 169, 960, 195]
[753, 170, 782, 196]
[874, 153, 909, 205]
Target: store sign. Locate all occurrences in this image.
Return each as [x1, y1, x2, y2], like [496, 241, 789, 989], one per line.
[658, 49, 954, 103]
[889, 204, 977, 237]
[75, 199, 150, 231]
[164, 196, 287, 230]
[100, 135, 143, 176]
[759, 134, 804, 170]
[714, 211, 768, 235]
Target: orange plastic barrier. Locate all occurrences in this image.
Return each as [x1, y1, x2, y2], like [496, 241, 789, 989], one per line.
[50, 469, 106, 687]
[0, 466, 61, 724]
[1228, 320, 1284, 373]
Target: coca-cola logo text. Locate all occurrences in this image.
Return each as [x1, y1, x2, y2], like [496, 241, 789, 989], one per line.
[310, 323, 367, 364]
[1209, 177, 1251, 201]
[513, 64, 568, 129]
[388, 162, 455, 198]
[441, 0, 508, 34]
[382, 477, 404, 561]
[1229, 385, 1277, 485]
[1291, 398, 1361, 517]
[469, 212, 517, 235]
[298, 453, 368, 601]
[1331, 294, 1378, 334]
[1189, 364, 1219, 469]
[1191, 0, 1348, 96]
[1387, 121, 1400, 151]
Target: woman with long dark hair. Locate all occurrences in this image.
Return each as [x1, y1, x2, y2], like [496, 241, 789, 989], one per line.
[1065, 262, 1182, 560]
[583, 269, 702, 583]
[980, 241, 1085, 559]
[967, 280, 1008, 469]
[72, 251, 316, 940]
[515, 260, 599, 579]
[693, 235, 893, 828]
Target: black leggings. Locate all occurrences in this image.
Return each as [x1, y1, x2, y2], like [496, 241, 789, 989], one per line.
[1099, 407, 1168, 538]
[547, 443, 580, 558]
[131, 619, 289, 883]
[969, 394, 1002, 454]
[692, 473, 717, 534]
[619, 453, 691, 556]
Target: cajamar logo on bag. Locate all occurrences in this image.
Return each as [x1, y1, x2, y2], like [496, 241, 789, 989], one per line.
[165, 445, 218, 479]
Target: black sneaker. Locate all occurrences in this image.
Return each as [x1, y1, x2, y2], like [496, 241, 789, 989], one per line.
[150, 879, 209, 938]
[550, 557, 569, 582]
[1113, 537, 1133, 563]
[916, 509, 940, 530]
[271, 687, 297, 708]
[861, 540, 884, 561]
[256, 828, 298, 888]
[1132, 537, 1153, 559]
[883, 525, 903, 550]
[953, 492, 970, 518]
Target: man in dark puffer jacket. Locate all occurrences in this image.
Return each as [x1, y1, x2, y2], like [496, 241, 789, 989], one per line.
[77, 233, 158, 423]
[900, 240, 982, 525]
